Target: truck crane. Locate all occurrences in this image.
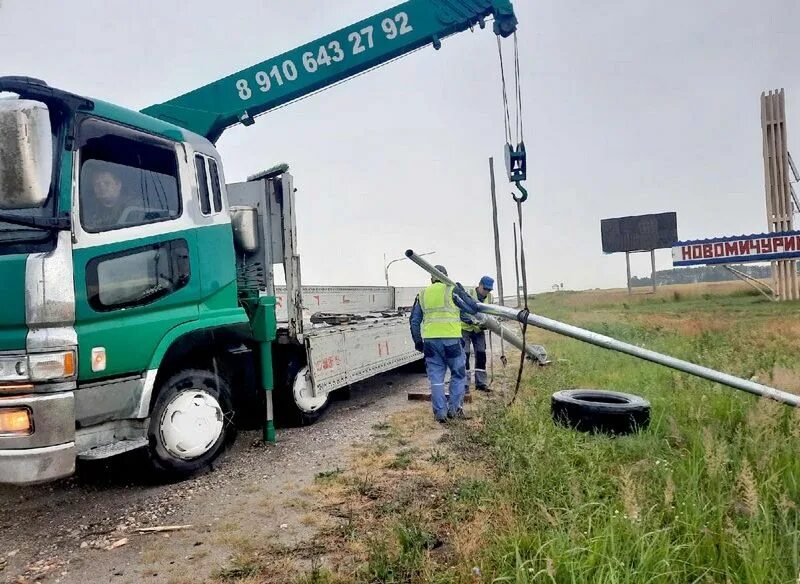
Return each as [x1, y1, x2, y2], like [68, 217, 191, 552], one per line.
[0, 0, 521, 485]
[141, 1, 517, 141]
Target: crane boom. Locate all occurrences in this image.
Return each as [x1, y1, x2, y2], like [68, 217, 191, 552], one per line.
[141, 0, 517, 142]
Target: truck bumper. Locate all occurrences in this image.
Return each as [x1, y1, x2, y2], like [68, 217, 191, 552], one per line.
[0, 442, 75, 484]
[0, 391, 76, 485]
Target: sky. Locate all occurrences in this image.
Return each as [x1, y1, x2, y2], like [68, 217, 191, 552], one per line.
[1, 0, 798, 292]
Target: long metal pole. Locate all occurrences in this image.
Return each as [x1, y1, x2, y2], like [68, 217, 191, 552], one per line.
[513, 222, 521, 308]
[405, 249, 800, 408]
[651, 249, 657, 293]
[489, 157, 505, 305]
[626, 252, 632, 294]
[475, 312, 549, 364]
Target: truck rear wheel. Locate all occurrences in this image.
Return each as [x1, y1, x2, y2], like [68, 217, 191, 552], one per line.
[147, 369, 236, 478]
[275, 362, 330, 426]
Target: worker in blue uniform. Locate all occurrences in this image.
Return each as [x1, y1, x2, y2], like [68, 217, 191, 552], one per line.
[409, 265, 479, 423]
[461, 275, 494, 392]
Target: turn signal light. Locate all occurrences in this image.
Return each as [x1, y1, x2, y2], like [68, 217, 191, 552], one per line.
[0, 408, 32, 436]
[28, 351, 77, 381]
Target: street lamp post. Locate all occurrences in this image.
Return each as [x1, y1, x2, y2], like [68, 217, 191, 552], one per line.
[384, 251, 435, 286]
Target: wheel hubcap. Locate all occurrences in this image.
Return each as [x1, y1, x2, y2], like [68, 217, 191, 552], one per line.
[159, 390, 224, 460]
[292, 366, 328, 414]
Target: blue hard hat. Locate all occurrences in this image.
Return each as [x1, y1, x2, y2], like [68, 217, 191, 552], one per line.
[480, 276, 494, 291]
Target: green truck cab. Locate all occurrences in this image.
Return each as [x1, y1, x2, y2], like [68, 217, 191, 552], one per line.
[0, 78, 279, 482]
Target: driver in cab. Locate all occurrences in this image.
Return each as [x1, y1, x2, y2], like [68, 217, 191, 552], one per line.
[83, 166, 126, 231]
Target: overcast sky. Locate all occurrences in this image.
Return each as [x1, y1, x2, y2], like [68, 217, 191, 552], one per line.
[2, 0, 798, 292]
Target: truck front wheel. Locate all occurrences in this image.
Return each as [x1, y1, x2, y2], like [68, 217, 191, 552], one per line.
[147, 369, 236, 478]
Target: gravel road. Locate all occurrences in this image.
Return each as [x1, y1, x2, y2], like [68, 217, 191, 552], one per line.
[0, 367, 431, 584]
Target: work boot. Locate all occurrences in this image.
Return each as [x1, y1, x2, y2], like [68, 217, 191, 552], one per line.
[450, 409, 471, 420]
[435, 416, 447, 424]
[476, 384, 491, 393]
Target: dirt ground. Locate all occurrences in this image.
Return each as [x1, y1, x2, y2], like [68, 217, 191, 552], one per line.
[0, 367, 440, 584]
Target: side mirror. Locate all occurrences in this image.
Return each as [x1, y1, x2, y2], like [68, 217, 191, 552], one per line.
[230, 206, 259, 253]
[0, 99, 53, 209]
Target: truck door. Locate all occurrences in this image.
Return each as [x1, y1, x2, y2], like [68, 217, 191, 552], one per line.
[71, 117, 201, 383]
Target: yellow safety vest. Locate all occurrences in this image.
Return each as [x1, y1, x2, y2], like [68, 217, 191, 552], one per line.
[462, 288, 493, 332]
[419, 282, 461, 339]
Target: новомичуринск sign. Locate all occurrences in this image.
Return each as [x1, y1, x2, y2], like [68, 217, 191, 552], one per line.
[672, 231, 800, 266]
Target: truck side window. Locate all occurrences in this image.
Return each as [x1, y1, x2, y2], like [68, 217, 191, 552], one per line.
[209, 158, 223, 213]
[86, 239, 191, 311]
[78, 118, 181, 233]
[194, 155, 211, 215]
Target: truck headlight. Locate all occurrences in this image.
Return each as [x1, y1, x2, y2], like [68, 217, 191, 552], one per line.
[0, 355, 28, 382]
[27, 351, 76, 382]
[0, 407, 32, 436]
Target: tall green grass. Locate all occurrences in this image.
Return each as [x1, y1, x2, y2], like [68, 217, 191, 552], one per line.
[461, 294, 800, 583]
[347, 292, 800, 583]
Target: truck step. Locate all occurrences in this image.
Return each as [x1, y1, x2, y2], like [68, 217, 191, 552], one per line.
[77, 438, 148, 461]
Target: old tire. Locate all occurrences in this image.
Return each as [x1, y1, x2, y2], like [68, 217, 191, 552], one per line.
[147, 369, 236, 479]
[551, 389, 650, 435]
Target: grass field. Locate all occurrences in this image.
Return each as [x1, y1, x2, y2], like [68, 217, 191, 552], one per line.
[359, 283, 800, 583]
[219, 282, 800, 583]
[457, 284, 800, 583]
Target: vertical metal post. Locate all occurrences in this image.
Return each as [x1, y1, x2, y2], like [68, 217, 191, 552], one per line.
[625, 252, 632, 294]
[489, 157, 505, 305]
[651, 249, 657, 293]
[513, 222, 521, 308]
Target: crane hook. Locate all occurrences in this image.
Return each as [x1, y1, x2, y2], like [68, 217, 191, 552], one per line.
[512, 181, 528, 203]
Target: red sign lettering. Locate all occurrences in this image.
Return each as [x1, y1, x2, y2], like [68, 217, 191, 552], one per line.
[315, 355, 342, 372]
[673, 231, 800, 266]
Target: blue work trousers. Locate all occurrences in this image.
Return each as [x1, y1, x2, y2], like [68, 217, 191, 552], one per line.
[423, 339, 467, 420]
[462, 330, 488, 387]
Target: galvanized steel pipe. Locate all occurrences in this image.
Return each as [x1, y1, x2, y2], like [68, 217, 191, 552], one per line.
[472, 312, 549, 365]
[405, 249, 800, 408]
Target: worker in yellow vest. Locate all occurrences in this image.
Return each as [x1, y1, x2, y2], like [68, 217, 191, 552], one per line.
[461, 276, 494, 392]
[409, 265, 479, 423]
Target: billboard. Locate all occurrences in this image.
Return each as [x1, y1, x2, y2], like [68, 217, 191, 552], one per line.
[672, 231, 800, 266]
[601, 212, 678, 253]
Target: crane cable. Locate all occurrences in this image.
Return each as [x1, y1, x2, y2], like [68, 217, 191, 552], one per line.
[498, 32, 529, 406]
